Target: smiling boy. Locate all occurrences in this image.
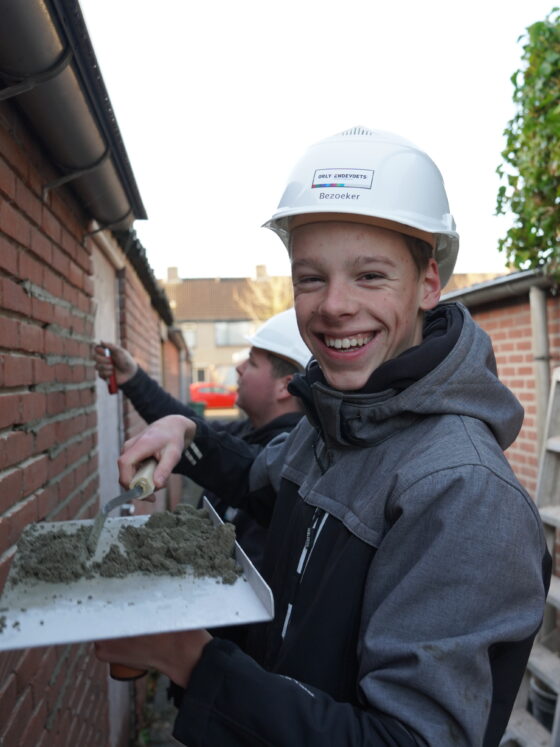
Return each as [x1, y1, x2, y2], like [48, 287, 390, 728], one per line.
[96, 127, 550, 746]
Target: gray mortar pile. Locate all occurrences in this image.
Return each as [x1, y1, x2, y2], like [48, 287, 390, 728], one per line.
[11, 505, 241, 586]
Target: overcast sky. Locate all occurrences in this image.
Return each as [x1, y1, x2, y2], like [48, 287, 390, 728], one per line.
[79, 0, 556, 281]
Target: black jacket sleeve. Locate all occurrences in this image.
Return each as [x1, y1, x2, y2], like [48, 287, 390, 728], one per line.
[121, 367, 200, 422]
[120, 367, 252, 436]
[177, 418, 258, 502]
[172, 639, 418, 747]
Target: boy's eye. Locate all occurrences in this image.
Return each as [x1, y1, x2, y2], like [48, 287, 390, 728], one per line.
[294, 276, 323, 287]
[360, 272, 384, 281]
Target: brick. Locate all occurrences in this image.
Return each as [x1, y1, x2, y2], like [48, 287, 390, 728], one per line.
[41, 206, 61, 244]
[62, 283, 78, 307]
[18, 251, 44, 286]
[21, 454, 48, 496]
[46, 390, 66, 417]
[0, 549, 15, 591]
[19, 320, 44, 354]
[2, 352, 34, 387]
[0, 316, 20, 349]
[83, 273, 94, 297]
[0, 672, 17, 716]
[0, 467, 24, 511]
[30, 226, 53, 265]
[69, 261, 84, 291]
[0, 430, 34, 470]
[19, 699, 48, 746]
[20, 391, 46, 422]
[42, 267, 63, 299]
[0, 496, 37, 555]
[0, 276, 31, 316]
[36, 484, 59, 518]
[51, 245, 71, 280]
[31, 296, 55, 325]
[0, 393, 20, 428]
[0, 235, 18, 274]
[16, 180, 43, 226]
[44, 327, 65, 356]
[34, 421, 58, 454]
[0, 156, 16, 199]
[33, 357, 57, 384]
[0, 198, 31, 246]
[0, 123, 28, 179]
[1, 684, 33, 746]
[53, 303, 71, 329]
[15, 647, 45, 695]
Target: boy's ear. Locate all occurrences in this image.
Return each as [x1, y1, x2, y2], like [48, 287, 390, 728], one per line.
[420, 258, 441, 311]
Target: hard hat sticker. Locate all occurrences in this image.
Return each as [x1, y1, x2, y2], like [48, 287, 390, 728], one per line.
[312, 168, 374, 189]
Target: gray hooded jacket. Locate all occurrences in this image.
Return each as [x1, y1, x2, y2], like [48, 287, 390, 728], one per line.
[175, 303, 549, 747]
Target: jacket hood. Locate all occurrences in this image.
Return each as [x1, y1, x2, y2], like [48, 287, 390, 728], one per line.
[289, 303, 524, 451]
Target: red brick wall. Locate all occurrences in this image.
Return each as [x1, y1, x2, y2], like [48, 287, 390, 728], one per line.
[469, 294, 560, 498]
[118, 267, 162, 443]
[0, 104, 111, 745]
[0, 101, 185, 743]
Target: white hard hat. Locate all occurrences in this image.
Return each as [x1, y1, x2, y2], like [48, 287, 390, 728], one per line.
[246, 308, 311, 371]
[263, 126, 459, 287]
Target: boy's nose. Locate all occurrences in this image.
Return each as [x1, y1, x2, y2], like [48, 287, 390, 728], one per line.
[319, 281, 358, 318]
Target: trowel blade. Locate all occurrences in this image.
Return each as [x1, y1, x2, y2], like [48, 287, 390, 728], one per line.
[87, 484, 144, 555]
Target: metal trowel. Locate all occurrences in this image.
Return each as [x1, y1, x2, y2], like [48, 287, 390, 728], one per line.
[87, 457, 157, 681]
[87, 459, 157, 556]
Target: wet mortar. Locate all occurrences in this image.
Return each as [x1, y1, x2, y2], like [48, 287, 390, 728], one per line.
[10, 504, 241, 587]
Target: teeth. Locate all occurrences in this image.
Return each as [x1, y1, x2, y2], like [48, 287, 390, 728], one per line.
[325, 335, 372, 350]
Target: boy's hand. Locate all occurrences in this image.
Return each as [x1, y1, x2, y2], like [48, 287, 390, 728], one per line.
[94, 629, 212, 688]
[94, 341, 138, 385]
[118, 415, 197, 489]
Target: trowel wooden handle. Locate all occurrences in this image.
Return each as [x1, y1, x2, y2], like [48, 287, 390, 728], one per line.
[130, 458, 157, 499]
[109, 663, 148, 681]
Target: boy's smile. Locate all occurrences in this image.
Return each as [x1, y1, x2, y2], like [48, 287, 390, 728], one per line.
[291, 221, 441, 391]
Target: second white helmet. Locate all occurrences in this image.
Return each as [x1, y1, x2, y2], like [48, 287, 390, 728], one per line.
[264, 126, 459, 287]
[246, 308, 311, 371]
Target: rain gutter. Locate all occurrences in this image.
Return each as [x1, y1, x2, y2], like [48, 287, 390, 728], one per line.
[442, 269, 553, 307]
[0, 0, 174, 324]
[0, 0, 146, 232]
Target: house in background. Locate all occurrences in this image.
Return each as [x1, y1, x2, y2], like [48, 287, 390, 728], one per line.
[162, 264, 293, 388]
[161, 267, 501, 389]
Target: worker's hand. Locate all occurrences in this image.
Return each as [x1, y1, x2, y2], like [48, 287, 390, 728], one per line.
[118, 415, 198, 490]
[94, 629, 212, 689]
[94, 341, 138, 385]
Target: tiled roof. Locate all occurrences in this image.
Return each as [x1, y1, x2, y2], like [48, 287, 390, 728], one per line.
[162, 277, 254, 321]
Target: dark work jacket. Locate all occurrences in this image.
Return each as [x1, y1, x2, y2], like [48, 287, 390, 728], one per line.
[121, 367, 302, 566]
[170, 304, 550, 747]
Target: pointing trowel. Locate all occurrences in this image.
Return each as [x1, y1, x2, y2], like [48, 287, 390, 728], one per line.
[88, 458, 157, 681]
[87, 458, 157, 556]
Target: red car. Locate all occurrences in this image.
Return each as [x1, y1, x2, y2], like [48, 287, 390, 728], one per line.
[189, 382, 237, 409]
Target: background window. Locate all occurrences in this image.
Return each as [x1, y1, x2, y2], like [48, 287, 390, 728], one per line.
[214, 321, 253, 346]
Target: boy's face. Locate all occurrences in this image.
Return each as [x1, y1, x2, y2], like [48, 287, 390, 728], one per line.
[291, 221, 440, 391]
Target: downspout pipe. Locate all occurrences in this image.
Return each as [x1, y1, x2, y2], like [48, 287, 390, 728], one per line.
[530, 286, 550, 456]
[0, 0, 145, 231]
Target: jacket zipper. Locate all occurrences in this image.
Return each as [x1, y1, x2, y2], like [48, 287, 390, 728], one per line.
[281, 506, 328, 639]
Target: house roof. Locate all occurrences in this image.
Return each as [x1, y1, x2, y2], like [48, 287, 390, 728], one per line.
[163, 277, 253, 321]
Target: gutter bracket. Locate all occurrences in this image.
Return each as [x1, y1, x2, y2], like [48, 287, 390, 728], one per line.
[82, 208, 133, 244]
[0, 47, 73, 101]
[42, 148, 111, 200]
